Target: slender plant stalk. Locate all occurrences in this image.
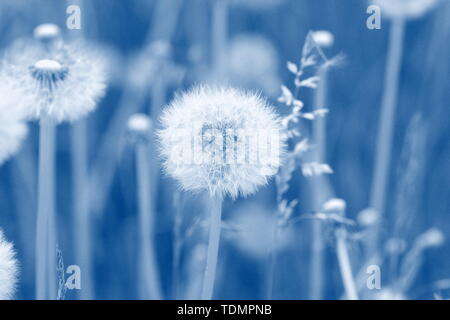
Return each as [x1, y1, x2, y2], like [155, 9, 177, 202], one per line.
[71, 119, 94, 299]
[171, 191, 185, 299]
[369, 17, 405, 254]
[266, 225, 280, 299]
[89, 0, 183, 217]
[309, 65, 329, 300]
[35, 115, 57, 300]
[136, 142, 162, 300]
[335, 228, 358, 300]
[201, 195, 223, 300]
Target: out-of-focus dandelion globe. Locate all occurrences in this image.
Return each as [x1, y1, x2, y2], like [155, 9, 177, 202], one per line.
[158, 86, 286, 198]
[3, 26, 108, 122]
[232, 0, 287, 11]
[226, 203, 293, 259]
[0, 79, 28, 165]
[0, 230, 18, 300]
[417, 228, 445, 248]
[373, 0, 439, 19]
[312, 30, 335, 48]
[373, 288, 407, 300]
[227, 34, 280, 97]
[127, 113, 152, 134]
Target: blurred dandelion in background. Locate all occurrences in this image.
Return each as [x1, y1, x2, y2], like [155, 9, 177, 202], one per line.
[226, 203, 294, 260]
[226, 34, 281, 97]
[373, 0, 440, 19]
[0, 78, 28, 165]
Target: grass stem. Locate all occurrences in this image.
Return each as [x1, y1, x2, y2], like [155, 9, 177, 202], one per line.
[136, 142, 162, 299]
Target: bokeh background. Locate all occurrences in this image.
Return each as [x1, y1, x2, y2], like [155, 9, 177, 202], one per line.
[0, 0, 449, 300]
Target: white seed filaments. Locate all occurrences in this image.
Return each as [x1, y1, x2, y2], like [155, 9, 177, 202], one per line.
[158, 86, 286, 198]
[0, 231, 18, 300]
[30, 59, 69, 93]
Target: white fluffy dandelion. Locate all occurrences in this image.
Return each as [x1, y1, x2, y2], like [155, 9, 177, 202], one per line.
[159, 86, 285, 299]
[0, 77, 28, 165]
[159, 86, 285, 199]
[3, 38, 107, 122]
[0, 230, 18, 300]
[373, 0, 439, 19]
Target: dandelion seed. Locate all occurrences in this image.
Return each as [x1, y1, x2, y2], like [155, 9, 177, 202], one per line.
[0, 230, 18, 300]
[158, 86, 286, 199]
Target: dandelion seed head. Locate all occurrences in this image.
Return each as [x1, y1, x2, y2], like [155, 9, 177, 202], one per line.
[4, 39, 108, 122]
[158, 86, 286, 199]
[0, 230, 18, 300]
[417, 228, 445, 248]
[373, 0, 439, 19]
[127, 113, 152, 133]
[0, 77, 28, 165]
[33, 24, 61, 42]
[357, 208, 379, 226]
[312, 30, 335, 48]
[227, 203, 293, 259]
[232, 0, 287, 11]
[374, 288, 406, 300]
[227, 34, 280, 97]
[322, 198, 346, 213]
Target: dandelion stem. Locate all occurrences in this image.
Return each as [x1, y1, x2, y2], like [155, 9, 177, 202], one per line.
[201, 195, 223, 300]
[369, 17, 405, 253]
[71, 119, 94, 299]
[136, 142, 162, 300]
[335, 228, 358, 300]
[35, 115, 57, 300]
[171, 191, 185, 299]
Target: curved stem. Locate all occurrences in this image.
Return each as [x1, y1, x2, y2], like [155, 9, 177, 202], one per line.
[201, 195, 223, 300]
[336, 228, 358, 300]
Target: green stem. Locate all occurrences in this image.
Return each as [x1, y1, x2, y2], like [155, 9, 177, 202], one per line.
[201, 195, 223, 300]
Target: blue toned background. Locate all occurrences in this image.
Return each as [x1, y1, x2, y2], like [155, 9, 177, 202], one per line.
[0, 0, 449, 300]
